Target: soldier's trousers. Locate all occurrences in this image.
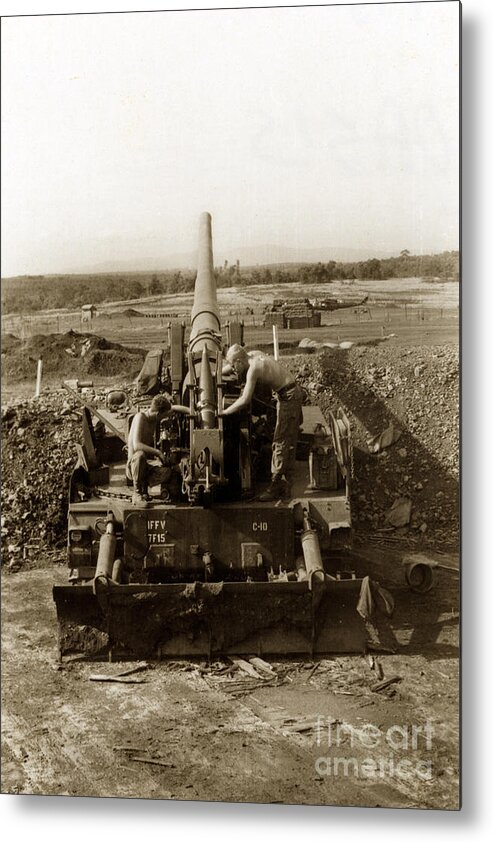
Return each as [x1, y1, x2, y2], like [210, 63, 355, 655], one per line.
[126, 451, 172, 494]
[271, 384, 303, 486]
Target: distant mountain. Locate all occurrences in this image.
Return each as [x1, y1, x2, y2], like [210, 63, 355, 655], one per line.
[74, 244, 394, 274]
[218, 244, 394, 267]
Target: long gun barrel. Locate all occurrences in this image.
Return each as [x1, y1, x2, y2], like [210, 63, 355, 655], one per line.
[189, 212, 221, 356]
[185, 212, 223, 431]
[175, 214, 226, 501]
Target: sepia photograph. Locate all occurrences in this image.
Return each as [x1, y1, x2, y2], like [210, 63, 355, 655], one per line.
[1, 0, 460, 813]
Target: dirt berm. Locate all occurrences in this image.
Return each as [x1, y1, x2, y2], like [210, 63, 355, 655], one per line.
[1, 330, 147, 383]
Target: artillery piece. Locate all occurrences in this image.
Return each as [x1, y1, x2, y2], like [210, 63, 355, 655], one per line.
[53, 213, 375, 659]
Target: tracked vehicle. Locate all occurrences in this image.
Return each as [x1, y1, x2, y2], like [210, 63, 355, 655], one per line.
[53, 213, 370, 659]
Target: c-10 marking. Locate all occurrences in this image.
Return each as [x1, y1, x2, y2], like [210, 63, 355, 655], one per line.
[252, 522, 268, 532]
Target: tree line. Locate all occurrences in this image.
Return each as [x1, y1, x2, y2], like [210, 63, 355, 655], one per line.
[1, 250, 458, 315]
[220, 250, 459, 286]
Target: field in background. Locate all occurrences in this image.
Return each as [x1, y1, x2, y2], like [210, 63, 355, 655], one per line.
[1, 277, 459, 354]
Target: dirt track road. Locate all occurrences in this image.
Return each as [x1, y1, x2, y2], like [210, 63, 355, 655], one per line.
[2, 560, 459, 809]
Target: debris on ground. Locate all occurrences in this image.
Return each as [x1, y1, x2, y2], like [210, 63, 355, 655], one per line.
[116, 663, 153, 677]
[87, 662, 152, 684]
[385, 496, 413, 527]
[204, 675, 279, 697]
[303, 663, 320, 682]
[113, 745, 175, 768]
[201, 659, 280, 697]
[249, 657, 277, 678]
[370, 675, 403, 693]
[367, 655, 385, 680]
[366, 421, 402, 453]
[88, 675, 148, 684]
[231, 658, 265, 680]
[128, 757, 174, 768]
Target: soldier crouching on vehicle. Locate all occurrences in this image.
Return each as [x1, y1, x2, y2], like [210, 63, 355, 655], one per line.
[126, 395, 189, 506]
[222, 344, 303, 501]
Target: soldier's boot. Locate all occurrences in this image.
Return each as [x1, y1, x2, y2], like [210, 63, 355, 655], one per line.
[258, 480, 285, 502]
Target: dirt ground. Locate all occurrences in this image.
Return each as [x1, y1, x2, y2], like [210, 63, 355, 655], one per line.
[1, 279, 459, 808]
[1, 550, 459, 808]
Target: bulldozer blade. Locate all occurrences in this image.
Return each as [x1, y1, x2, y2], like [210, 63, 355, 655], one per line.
[53, 578, 366, 660]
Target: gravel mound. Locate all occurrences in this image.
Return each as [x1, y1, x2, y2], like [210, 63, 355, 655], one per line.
[1, 392, 81, 567]
[1, 330, 147, 383]
[290, 342, 459, 551]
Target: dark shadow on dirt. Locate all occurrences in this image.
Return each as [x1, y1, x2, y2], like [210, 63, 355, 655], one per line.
[312, 348, 459, 661]
[315, 347, 459, 541]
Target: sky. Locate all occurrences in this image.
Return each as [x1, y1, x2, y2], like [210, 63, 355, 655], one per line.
[1, 1, 460, 276]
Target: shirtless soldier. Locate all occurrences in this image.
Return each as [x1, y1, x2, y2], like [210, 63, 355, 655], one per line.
[126, 395, 188, 506]
[222, 345, 303, 501]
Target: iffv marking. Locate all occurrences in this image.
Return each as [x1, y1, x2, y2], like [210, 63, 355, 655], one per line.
[148, 520, 166, 530]
[252, 521, 268, 532]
